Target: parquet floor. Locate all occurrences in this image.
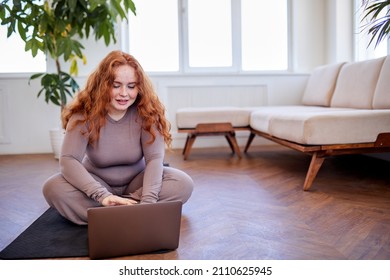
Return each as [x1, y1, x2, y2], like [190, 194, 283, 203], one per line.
[0, 145, 389, 259]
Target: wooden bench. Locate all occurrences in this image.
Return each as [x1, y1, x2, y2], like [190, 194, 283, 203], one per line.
[178, 123, 250, 160]
[176, 107, 254, 160]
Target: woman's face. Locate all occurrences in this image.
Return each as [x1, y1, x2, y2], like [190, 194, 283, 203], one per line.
[108, 64, 139, 118]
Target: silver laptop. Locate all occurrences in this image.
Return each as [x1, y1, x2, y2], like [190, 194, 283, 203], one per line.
[87, 201, 182, 259]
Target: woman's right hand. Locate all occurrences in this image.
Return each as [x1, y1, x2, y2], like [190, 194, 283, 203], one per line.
[101, 194, 139, 206]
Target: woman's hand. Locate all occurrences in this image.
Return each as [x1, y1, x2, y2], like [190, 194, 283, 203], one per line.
[101, 195, 139, 206]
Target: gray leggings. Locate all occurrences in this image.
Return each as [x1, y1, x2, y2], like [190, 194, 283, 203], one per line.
[43, 167, 194, 225]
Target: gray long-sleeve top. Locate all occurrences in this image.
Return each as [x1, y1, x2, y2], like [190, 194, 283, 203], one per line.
[59, 105, 165, 204]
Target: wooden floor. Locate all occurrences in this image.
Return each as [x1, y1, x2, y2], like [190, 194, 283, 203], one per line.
[1, 145, 389, 260]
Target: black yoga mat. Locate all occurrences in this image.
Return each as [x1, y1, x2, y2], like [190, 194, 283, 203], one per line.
[0, 208, 88, 259]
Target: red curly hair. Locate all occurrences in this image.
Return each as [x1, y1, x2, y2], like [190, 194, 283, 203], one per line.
[62, 50, 172, 147]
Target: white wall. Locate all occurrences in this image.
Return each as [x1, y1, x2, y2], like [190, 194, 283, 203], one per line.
[0, 72, 308, 154]
[326, 0, 354, 63]
[151, 73, 308, 149]
[291, 0, 327, 72]
[0, 0, 355, 155]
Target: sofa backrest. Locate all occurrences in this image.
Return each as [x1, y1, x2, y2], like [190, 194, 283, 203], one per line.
[373, 55, 390, 109]
[330, 56, 385, 109]
[301, 62, 345, 107]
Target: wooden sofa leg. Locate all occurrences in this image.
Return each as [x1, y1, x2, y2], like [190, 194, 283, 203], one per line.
[225, 132, 242, 158]
[244, 132, 256, 153]
[182, 135, 190, 155]
[225, 135, 234, 153]
[183, 134, 197, 160]
[303, 152, 325, 191]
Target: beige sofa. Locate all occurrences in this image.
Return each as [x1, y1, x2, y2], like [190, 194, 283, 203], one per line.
[176, 56, 390, 190]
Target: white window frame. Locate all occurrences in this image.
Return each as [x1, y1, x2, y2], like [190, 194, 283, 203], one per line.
[127, 0, 292, 75]
[181, 0, 240, 73]
[182, 0, 291, 74]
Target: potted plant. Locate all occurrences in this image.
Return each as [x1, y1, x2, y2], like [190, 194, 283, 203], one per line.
[361, 0, 390, 48]
[0, 0, 136, 158]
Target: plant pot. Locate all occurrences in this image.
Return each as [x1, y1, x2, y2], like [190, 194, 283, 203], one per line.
[49, 128, 65, 159]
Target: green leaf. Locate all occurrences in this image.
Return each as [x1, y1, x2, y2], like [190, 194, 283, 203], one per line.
[36, 87, 45, 98]
[29, 73, 45, 85]
[84, 22, 91, 38]
[25, 39, 32, 51]
[125, 0, 136, 16]
[0, 5, 6, 21]
[69, 59, 78, 76]
[17, 21, 26, 41]
[13, 0, 22, 10]
[25, 38, 43, 57]
[68, 0, 77, 12]
[89, 0, 105, 11]
[41, 74, 55, 86]
[70, 77, 80, 92]
[50, 95, 61, 106]
[110, 0, 126, 19]
[78, 0, 89, 10]
[361, 0, 390, 48]
[101, 22, 111, 45]
[6, 21, 15, 37]
[72, 40, 85, 57]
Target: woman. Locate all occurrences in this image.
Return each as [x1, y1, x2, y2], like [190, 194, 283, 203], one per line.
[43, 51, 194, 225]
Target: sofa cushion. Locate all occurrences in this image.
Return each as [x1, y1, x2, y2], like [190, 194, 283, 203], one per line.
[330, 57, 385, 109]
[250, 106, 349, 134]
[267, 109, 390, 145]
[176, 107, 256, 128]
[373, 55, 390, 109]
[301, 62, 345, 107]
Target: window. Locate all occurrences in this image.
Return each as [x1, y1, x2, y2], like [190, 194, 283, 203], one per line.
[0, 26, 46, 74]
[0, 2, 46, 74]
[241, 0, 288, 71]
[128, 0, 289, 73]
[187, 0, 232, 68]
[128, 0, 179, 71]
[354, 0, 388, 61]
